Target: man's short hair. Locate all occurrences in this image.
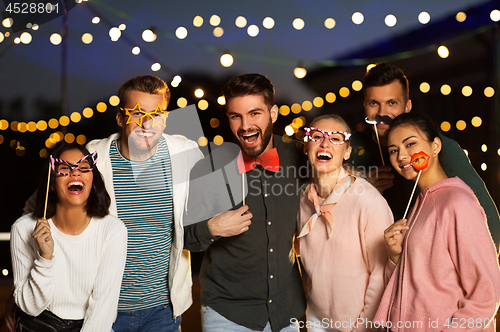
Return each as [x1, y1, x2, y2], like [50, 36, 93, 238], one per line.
[363, 63, 409, 101]
[117, 75, 171, 108]
[222, 73, 275, 110]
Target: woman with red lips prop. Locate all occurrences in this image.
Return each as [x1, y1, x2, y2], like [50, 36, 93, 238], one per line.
[297, 114, 393, 332]
[374, 113, 500, 331]
[10, 143, 127, 332]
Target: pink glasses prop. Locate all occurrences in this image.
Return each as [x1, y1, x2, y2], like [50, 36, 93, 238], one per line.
[304, 127, 351, 145]
[50, 151, 98, 176]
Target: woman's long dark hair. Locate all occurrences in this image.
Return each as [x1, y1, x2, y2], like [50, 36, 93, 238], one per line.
[34, 142, 110, 219]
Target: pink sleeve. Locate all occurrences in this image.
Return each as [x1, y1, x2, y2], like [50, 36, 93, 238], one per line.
[439, 190, 500, 331]
[356, 188, 394, 332]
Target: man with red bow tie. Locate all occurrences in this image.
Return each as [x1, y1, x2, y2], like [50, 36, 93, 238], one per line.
[184, 74, 307, 332]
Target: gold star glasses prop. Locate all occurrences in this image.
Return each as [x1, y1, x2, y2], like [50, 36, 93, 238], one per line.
[120, 103, 169, 128]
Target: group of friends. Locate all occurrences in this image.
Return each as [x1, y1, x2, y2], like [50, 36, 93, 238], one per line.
[6, 62, 500, 332]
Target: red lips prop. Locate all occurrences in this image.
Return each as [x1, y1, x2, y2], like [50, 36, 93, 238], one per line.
[402, 151, 430, 219]
[411, 151, 429, 171]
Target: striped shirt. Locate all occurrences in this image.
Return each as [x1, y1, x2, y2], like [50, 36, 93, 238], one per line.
[109, 138, 174, 311]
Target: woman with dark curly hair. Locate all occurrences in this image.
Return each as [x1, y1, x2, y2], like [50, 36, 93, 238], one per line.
[11, 142, 127, 332]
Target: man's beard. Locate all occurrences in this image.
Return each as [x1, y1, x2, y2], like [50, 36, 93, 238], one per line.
[237, 120, 273, 157]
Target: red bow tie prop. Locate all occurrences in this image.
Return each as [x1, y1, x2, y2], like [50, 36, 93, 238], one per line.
[237, 148, 280, 173]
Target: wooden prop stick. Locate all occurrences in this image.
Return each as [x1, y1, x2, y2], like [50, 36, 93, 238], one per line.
[373, 123, 385, 166]
[403, 170, 421, 219]
[43, 156, 52, 220]
[242, 173, 245, 206]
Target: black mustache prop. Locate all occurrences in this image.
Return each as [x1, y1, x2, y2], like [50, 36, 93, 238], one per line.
[364, 115, 393, 125]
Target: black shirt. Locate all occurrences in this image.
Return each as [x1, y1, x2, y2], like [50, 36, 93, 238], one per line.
[184, 136, 307, 331]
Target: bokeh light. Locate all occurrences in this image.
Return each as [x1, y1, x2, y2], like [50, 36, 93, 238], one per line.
[293, 18, 305, 30]
[419, 82, 430, 93]
[195, 89, 204, 98]
[198, 136, 208, 147]
[484, 87, 495, 97]
[109, 95, 120, 106]
[193, 16, 203, 27]
[213, 135, 224, 145]
[198, 99, 209, 110]
[302, 100, 312, 111]
[235, 16, 247, 28]
[132, 46, 140, 55]
[471, 116, 482, 127]
[352, 80, 363, 91]
[177, 97, 187, 108]
[82, 33, 93, 44]
[263, 17, 275, 29]
[70, 112, 81, 123]
[437, 45, 449, 58]
[151, 63, 161, 71]
[83, 107, 94, 118]
[352, 12, 364, 24]
[456, 120, 466, 131]
[279, 105, 290, 116]
[339, 87, 350, 98]
[324, 18, 336, 29]
[418, 12, 430, 24]
[176, 27, 188, 39]
[291, 103, 301, 114]
[385, 14, 397, 27]
[96, 102, 107, 113]
[247, 25, 259, 37]
[456, 12, 466, 22]
[220, 53, 233, 67]
[217, 96, 226, 105]
[59, 116, 70, 126]
[213, 27, 224, 37]
[440, 121, 451, 132]
[325, 92, 336, 103]
[210, 15, 221, 26]
[50, 33, 62, 45]
[76, 134, 87, 145]
[440, 84, 451, 95]
[313, 97, 324, 108]
[462, 86, 472, 97]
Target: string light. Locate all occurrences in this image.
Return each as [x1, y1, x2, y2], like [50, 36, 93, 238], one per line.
[385, 14, 397, 27]
[262, 17, 275, 29]
[294, 64, 307, 79]
[176, 27, 188, 39]
[247, 25, 259, 37]
[92, 16, 100, 24]
[50, 33, 62, 45]
[324, 18, 336, 29]
[210, 15, 221, 26]
[235, 16, 247, 28]
[20, 32, 32, 44]
[418, 12, 431, 24]
[292, 18, 305, 30]
[82, 33, 93, 44]
[193, 16, 203, 27]
[142, 29, 156, 42]
[220, 53, 234, 67]
[437, 45, 449, 58]
[419, 82, 430, 93]
[109, 27, 121, 41]
[213, 27, 224, 37]
[132, 46, 140, 55]
[456, 12, 466, 22]
[352, 12, 364, 24]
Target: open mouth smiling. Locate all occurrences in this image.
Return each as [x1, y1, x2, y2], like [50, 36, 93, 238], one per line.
[316, 151, 332, 162]
[67, 181, 84, 195]
[241, 132, 259, 145]
[135, 130, 155, 138]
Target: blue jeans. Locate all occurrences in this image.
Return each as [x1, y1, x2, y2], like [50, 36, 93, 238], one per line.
[202, 306, 299, 332]
[112, 304, 181, 332]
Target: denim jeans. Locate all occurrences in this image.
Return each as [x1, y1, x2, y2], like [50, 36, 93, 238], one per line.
[111, 304, 181, 332]
[202, 306, 299, 332]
